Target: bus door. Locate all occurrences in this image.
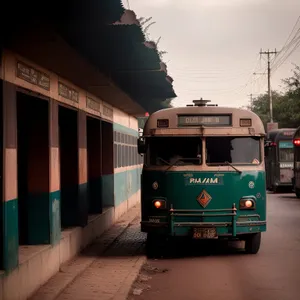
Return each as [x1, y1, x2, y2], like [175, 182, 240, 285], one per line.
[265, 141, 276, 189]
[278, 140, 294, 184]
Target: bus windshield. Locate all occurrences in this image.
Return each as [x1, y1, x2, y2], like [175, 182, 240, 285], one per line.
[279, 141, 293, 162]
[148, 137, 202, 165]
[206, 136, 261, 165]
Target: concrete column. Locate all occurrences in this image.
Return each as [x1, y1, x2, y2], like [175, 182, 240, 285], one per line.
[87, 117, 102, 214]
[49, 99, 61, 244]
[78, 111, 88, 226]
[101, 121, 114, 207]
[2, 81, 18, 271]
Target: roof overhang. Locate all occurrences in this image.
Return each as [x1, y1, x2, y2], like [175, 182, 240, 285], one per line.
[1, 0, 177, 114]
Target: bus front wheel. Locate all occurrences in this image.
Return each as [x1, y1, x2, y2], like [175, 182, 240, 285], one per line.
[244, 233, 261, 254]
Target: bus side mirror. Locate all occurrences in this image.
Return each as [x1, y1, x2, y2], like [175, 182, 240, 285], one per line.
[137, 138, 147, 154]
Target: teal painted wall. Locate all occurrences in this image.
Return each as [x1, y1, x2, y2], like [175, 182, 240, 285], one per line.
[1, 168, 142, 272]
[49, 191, 61, 245]
[114, 167, 142, 206]
[27, 192, 51, 244]
[0, 200, 2, 269]
[2, 192, 61, 272]
[113, 123, 141, 207]
[101, 174, 114, 207]
[113, 123, 139, 137]
[3, 199, 19, 272]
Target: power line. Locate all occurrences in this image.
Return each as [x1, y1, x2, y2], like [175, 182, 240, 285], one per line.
[271, 15, 300, 74]
[272, 36, 300, 74]
[272, 34, 300, 69]
[281, 16, 300, 50]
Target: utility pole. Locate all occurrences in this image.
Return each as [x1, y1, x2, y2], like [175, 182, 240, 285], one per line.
[259, 49, 278, 123]
[248, 93, 253, 109]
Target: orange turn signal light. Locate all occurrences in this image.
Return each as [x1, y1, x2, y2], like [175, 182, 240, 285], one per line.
[245, 200, 253, 208]
[239, 198, 255, 210]
[154, 201, 162, 208]
[152, 199, 166, 209]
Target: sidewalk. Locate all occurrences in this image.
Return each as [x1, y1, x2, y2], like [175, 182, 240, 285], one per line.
[30, 205, 146, 300]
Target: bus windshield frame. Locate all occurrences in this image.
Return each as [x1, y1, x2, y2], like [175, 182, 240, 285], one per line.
[146, 136, 203, 166]
[205, 136, 261, 166]
[145, 135, 262, 167]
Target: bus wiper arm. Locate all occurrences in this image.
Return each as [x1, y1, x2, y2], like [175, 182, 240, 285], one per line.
[157, 157, 171, 165]
[164, 157, 200, 172]
[224, 161, 242, 174]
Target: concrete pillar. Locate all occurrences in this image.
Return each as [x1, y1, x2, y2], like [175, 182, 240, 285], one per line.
[2, 81, 18, 271]
[78, 111, 88, 226]
[101, 121, 114, 207]
[49, 99, 61, 244]
[86, 117, 102, 214]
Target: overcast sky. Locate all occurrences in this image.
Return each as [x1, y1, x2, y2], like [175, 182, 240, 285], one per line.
[122, 0, 300, 108]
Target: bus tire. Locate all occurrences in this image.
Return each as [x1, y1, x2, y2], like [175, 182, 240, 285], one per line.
[146, 233, 167, 258]
[295, 189, 300, 198]
[244, 233, 261, 254]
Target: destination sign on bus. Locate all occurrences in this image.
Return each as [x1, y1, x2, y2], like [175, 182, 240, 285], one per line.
[178, 115, 231, 126]
[282, 131, 294, 136]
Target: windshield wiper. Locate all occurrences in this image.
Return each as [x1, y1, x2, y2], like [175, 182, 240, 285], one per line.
[224, 161, 242, 174]
[164, 157, 201, 172]
[157, 157, 171, 165]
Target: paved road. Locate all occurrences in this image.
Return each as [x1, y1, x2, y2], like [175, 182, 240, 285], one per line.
[129, 193, 300, 300]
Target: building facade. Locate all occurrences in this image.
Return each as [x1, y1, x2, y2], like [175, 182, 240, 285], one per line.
[0, 1, 176, 298]
[0, 49, 143, 300]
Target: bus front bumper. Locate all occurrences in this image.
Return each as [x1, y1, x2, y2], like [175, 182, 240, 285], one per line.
[141, 206, 266, 238]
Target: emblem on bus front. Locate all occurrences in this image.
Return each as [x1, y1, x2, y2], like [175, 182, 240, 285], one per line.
[248, 181, 255, 189]
[197, 190, 212, 208]
[152, 181, 159, 190]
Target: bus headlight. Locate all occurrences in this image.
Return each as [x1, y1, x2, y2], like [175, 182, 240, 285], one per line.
[239, 198, 256, 210]
[152, 199, 166, 209]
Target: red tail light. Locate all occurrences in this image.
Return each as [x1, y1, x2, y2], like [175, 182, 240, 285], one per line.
[293, 139, 300, 146]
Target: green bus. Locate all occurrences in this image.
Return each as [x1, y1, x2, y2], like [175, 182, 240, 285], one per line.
[138, 100, 266, 256]
[265, 128, 296, 192]
[292, 126, 300, 198]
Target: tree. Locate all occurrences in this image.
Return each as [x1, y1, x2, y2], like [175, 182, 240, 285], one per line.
[282, 64, 300, 98]
[137, 15, 173, 111]
[250, 64, 300, 129]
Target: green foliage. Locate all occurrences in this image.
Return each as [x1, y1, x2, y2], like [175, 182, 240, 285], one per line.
[249, 64, 300, 129]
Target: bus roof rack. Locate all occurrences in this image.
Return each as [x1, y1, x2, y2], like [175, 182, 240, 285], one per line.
[192, 98, 218, 107]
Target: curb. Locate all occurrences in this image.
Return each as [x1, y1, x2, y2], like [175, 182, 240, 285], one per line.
[30, 211, 139, 300]
[112, 256, 147, 300]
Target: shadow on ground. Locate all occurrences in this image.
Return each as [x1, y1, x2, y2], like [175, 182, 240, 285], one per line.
[82, 218, 249, 260]
[147, 238, 248, 259]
